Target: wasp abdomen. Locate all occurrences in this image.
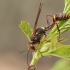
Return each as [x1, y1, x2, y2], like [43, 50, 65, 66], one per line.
[55, 13, 70, 21]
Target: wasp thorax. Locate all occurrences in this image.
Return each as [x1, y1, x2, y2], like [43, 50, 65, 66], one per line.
[30, 27, 45, 42]
[35, 28, 45, 40]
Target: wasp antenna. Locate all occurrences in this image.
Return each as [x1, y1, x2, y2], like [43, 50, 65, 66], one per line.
[39, 3, 43, 10]
[19, 50, 27, 53]
[40, 3, 43, 6]
[27, 50, 30, 66]
[19, 50, 30, 66]
[33, 3, 43, 36]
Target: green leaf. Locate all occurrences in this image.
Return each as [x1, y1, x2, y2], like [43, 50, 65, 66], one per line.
[51, 59, 70, 70]
[19, 21, 33, 41]
[63, 0, 70, 14]
[48, 36, 70, 60]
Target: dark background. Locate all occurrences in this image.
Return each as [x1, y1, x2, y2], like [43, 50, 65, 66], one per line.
[0, 0, 70, 70]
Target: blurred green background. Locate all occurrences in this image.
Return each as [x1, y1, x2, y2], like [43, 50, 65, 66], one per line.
[0, 0, 70, 70]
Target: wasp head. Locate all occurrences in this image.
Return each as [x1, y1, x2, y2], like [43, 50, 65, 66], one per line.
[28, 42, 36, 51]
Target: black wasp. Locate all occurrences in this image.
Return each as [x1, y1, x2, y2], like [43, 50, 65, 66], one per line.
[20, 3, 52, 66]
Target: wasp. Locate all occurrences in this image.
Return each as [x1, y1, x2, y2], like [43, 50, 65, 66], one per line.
[20, 3, 52, 66]
[46, 13, 70, 39]
[27, 3, 52, 54]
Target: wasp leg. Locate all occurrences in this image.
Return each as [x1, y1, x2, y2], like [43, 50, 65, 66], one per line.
[40, 38, 50, 44]
[37, 48, 43, 57]
[44, 33, 51, 42]
[35, 45, 43, 57]
[56, 22, 60, 40]
[40, 33, 51, 43]
[49, 21, 60, 41]
[44, 38, 51, 42]
[46, 15, 60, 39]
[46, 15, 53, 26]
